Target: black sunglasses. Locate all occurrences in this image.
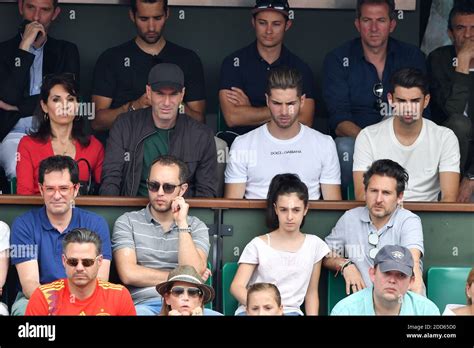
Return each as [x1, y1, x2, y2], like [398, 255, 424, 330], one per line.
[64, 255, 99, 267]
[255, 0, 289, 11]
[373, 82, 384, 114]
[170, 286, 203, 298]
[146, 180, 183, 194]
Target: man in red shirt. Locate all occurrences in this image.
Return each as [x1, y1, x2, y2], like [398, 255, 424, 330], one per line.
[26, 228, 135, 315]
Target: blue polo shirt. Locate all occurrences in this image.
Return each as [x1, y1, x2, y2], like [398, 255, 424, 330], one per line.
[331, 287, 440, 315]
[219, 41, 315, 135]
[323, 38, 428, 134]
[10, 207, 112, 285]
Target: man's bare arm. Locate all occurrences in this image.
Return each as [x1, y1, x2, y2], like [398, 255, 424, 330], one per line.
[440, 172, 460, 202]
[224, 183, 246, 199]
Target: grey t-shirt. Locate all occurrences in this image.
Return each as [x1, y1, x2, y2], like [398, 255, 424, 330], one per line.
[112, 206, 210, 304]
[325, 206, 424, 286]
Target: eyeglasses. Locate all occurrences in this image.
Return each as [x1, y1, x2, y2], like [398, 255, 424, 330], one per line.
[64, 255, 99, 267]
[373, 82, 384, 114]
[146, 180, 183, 194]
[368, 232, 379, 259]
[170, 286, 203, 298]
[40, 184, 77, 196]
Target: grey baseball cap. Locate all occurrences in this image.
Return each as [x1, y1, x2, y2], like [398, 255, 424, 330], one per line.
[374, 245, 414, 277]
[148, 63, 184, 91]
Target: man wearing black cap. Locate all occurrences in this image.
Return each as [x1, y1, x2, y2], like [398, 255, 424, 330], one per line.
[100, 63, 217, 197]
[218, 0, 315, 144]
[331, 245, 439, 315]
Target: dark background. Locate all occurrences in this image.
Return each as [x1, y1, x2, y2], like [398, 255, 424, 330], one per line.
[0, 0, 433, 133]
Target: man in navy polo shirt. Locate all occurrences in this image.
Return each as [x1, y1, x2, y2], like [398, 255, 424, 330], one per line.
[219, 0, 315, 143]
[322, 0, 427, 198]
[10, 155, 112, 315]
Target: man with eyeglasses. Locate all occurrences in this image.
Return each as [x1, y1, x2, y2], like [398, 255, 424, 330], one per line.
[218, 0, 315, 145]
[0, 0, 79, 181]
[331, 245, 439, 315]
[428, 1, 474, 202]
[10, 156, 112, 315]
[100, 63, 217, 198]
[353, 68, 460, 202]
[26, 228, 135, 315]
[324, 159, 425, 296]
[112, 155, 219, 315]
[322, 0, 427, 199]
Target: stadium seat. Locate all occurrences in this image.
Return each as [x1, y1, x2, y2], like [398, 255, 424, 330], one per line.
[427, 267, 471, 313]
[222, 262, 239, 315]
[327, 271, 347, 315]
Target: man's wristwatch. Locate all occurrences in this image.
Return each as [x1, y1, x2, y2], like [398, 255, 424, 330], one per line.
[177, 227, 192, 233]
[128, 102, 136, 112]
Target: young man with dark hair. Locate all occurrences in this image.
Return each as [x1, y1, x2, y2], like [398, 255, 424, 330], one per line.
[219, 0, 315, 143]
[10, 156, 112, 315]
[323, 0, 427, 198]
[353, 68, 460, 202]
[331, 245, 439, 315]
[428, 0, 474, 202]
[324, 159, 425, 295]
[0, 0, 79, 178]
[112, 155, 218, 315]
[225, 66, 341, 200]
[26, 228, 135, 315]
[91, 0, 206, 133]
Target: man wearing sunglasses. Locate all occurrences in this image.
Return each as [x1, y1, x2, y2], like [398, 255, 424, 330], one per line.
[323, 0, 427, 199]
[0, 0, 79, 181]
[324, 159, 425, 296]
[100, 63, 216, 197]
[10, 156, 112, 315]
[331, 245, 439, 315]
[26, 228, 135, 315]
[218, 0, 315, 145]
[112, 155, 218, 315]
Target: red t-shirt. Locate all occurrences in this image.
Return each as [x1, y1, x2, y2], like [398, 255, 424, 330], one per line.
[16, 135, 104, 195]
[25, 279, 136, 316]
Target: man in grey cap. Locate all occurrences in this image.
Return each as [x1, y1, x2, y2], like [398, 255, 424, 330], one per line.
[331, 245, 440, 315]
[100, 63, 217, 197]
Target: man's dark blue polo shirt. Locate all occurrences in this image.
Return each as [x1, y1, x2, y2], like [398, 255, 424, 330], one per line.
[10, 207, 112, 285]
[323, 38, 428, 134]
[219, 41, 315, 135]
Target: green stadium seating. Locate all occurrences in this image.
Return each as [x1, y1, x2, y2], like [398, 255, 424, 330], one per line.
[222, 262, 239, 315]
[427, 267, 471, 313]
[327, 271, 348, 314]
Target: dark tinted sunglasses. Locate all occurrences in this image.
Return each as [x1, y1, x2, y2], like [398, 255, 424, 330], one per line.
[64, 255, 99, 267]
[373, 82, 384, 113]
[255, 0, 289, 11]
[170, 286, 203, 298]
[146, 180, 183, 194]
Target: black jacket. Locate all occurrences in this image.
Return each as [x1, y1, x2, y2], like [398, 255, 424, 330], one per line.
[0, 34, 80, 141]
[100, 108, 217, 197]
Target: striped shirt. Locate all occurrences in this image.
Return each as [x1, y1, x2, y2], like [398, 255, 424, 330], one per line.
[112, 205, 210, 304]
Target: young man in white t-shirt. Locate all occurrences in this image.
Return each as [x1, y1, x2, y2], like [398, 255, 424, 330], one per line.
[224, 66, 341, 200]
[353, 68, 460, 202]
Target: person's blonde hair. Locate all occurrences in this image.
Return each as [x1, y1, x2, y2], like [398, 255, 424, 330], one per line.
[246, 283, 282, 307]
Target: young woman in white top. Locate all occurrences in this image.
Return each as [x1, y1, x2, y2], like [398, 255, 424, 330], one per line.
[443, 268, 474, 315]
[230, 173, 330, 315]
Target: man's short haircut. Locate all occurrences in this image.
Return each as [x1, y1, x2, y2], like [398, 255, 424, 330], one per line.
[266, 66, 303, 97]
[363, 159, 409, 196]
[356, 0, 396, 20]
[389, 68, 430, 96]
[38, 155, 79, 185]
[130, 0, 168, 14]
[148, 155, 190, 184]
[247, 283, 282, 307]
[62, 228, 102, 256]
[448, 0, 474, 31]
[266, 173, 309, 229]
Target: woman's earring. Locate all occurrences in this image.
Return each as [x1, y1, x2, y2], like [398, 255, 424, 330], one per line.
[44, 112, 49, 121]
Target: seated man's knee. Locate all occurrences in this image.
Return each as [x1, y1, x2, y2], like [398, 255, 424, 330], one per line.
[444, 116, 472, 140]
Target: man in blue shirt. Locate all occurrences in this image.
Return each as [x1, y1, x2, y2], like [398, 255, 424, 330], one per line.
[219, 0, 315, 143]
[10, 156, 111, 315]
[322, 0, 427, 198]
[331, 245, 439, 315]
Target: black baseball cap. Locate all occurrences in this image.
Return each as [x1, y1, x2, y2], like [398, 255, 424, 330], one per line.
[148, 63, 184, 91]
[252, 0, 290, 17]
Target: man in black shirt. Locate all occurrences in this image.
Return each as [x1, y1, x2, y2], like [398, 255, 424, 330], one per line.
[91, 0, 206, 133]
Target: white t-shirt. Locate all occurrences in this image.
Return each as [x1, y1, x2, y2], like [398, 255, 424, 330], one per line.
[0, 221, 9, 252]
[353, 117, 460, 202]
[225, 123, 341, 199]
[236, 234, 330, 315]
